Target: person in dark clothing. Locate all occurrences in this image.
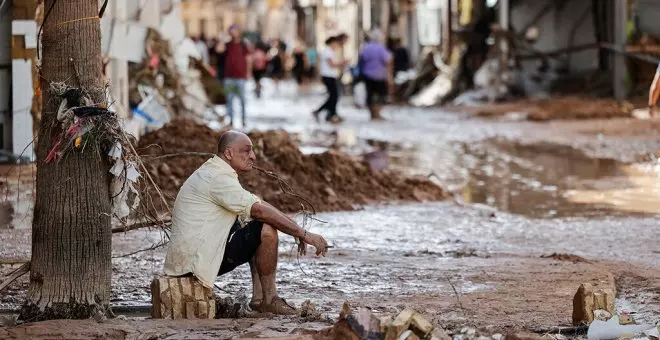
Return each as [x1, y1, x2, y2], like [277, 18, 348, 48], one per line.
[268, 39, 287, 91]
[223, 25, 252, 127]
[215, 39, 227, 81]
[391, 38, 410, 76]
[292, 45, 306, 85]
[252, 41, 269, 98]
[312, 36, 346, 124]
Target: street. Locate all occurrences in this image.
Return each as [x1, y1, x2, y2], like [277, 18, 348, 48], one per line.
[2, 80, 659, 338]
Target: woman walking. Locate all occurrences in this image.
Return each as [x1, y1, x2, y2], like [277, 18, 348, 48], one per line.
[359, 30, 392, 120]
[312, 36, 346, 124]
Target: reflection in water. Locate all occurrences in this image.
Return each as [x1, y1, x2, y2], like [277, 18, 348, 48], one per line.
[383, 138, 660, 218]
[459, 141, 660, 218]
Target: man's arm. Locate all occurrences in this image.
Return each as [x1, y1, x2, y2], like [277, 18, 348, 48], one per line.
[250, 202, 328, 256]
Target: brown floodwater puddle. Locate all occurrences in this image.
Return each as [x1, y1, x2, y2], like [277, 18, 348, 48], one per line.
[383, 138, 660, 218]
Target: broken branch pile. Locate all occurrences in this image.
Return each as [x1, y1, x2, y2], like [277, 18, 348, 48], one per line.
[137, 119, 446, 213]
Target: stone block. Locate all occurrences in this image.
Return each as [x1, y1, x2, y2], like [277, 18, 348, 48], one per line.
[572, 283, 616, 325]
[385, 309, 414, 340]
[151, 276, 215, 320]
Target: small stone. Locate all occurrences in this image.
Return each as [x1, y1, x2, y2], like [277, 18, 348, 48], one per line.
[619, 314, 634, 325]
[593, 309, 612, 321]
[492, 333, 504, 340]
[453, 335, 464, 340]
[299, 299, 318, 318]
[478, 336, 491, 340]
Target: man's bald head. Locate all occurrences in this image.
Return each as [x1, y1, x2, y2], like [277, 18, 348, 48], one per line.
[217, 130, 248, 154]
[217, 131, 256, 173]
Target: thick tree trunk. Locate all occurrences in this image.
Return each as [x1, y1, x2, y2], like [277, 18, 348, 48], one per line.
[19, 0, 112, 321]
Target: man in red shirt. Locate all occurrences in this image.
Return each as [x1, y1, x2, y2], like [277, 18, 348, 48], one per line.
[224, 25, 252, 128]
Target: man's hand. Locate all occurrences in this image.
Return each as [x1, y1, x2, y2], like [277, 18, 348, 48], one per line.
[301, 232, 328, 256]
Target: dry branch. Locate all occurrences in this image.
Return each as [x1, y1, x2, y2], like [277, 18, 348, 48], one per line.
[111, 218, 172, 234]
[0, 262, 30, 293]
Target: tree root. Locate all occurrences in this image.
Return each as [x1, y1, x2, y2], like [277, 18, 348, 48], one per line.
[19, 297, 112, 322]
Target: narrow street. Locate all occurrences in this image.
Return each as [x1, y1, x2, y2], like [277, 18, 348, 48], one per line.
[2, 81, 659, 338]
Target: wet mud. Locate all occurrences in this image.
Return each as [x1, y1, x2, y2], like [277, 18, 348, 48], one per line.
[2, 89, 660, 338]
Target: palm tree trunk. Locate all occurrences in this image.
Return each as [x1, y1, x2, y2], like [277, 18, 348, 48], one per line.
[19, 0, 112, 321]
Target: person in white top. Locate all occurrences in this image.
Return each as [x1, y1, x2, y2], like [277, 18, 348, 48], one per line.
[164, 131, 329, 315]
[313, 36, 347, 124]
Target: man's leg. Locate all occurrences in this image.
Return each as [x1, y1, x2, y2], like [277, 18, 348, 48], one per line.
[224, 78, 235, 126]
[248, 259, 263, 307]
[238, 79, 247, 127]
[254, 224, 279, 304]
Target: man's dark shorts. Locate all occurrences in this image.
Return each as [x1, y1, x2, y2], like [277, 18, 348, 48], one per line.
[218, 219, 263, 275]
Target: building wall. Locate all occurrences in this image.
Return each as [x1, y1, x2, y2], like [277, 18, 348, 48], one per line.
[0, 2, 10, 151]
[510, 0, 598, 74]
[181, 0, 250, 39]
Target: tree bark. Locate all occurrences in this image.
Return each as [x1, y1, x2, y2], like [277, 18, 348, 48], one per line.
[20, 0, 112, 321]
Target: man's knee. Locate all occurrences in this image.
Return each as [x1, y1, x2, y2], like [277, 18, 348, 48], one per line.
[261, 224, 278, 243]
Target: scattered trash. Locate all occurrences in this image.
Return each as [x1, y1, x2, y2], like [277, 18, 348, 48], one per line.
[586, 315, 652, 340]
[632, 108, 652, 120]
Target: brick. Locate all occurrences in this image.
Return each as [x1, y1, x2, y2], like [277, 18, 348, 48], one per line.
[385, 309, 414, 340]
[185, 301, 197, 319]
[150, 277, 215, 320]
[572, 283, 616, 325]
[410, 312, 434, 337]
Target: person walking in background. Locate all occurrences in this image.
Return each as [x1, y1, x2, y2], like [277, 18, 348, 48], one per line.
[359, 29, 392, 120]
[391, 38, 410, 77]
[215, 38, 227, 81]
[305, 45, 318, 83]
[252, 41, 269, 99]
[268, 39, 287, 93]
[292, 40, 309, 94]
[224, 25, 252, 128]
[312, 36, 347, 124]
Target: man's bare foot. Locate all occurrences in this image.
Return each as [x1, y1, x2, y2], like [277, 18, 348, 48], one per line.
[258, 297, 297, 315]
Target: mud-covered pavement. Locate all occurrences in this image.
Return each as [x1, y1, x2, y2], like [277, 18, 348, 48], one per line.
[2, 81, 660, 339]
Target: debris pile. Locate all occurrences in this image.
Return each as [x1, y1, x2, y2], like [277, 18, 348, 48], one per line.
[137, 120, 447, 213]
[332, 302, 451, 340]
[472, 97, 633, 121]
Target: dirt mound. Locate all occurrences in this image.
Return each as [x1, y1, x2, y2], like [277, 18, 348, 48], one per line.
[472, 97, 632, 121]
[137, 119, 446, 213]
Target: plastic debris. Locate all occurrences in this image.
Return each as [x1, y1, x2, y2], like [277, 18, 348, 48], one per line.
[587, 315, 652, 340]
[108, 142, 123, 159]
[125, 163, 141, 182]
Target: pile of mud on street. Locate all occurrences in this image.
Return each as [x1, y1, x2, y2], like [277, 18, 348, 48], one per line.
[137, 119, 447, 213]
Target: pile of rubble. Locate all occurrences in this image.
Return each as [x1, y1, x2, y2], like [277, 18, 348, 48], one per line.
[137, 119, 446, 213]
[471, 96, 633, 121]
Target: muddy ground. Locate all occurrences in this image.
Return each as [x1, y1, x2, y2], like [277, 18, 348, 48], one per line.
[1, 82, 660, 339]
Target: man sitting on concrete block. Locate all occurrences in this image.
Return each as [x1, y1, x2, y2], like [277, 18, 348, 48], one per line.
[164, 131, 329, 315]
